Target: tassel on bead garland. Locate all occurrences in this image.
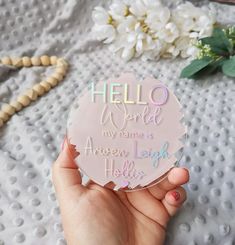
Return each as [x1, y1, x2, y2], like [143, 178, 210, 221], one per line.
[0, 56, 69, 128]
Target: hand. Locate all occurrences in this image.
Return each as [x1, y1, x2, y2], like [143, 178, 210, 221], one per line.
[52, 138, 189, 245]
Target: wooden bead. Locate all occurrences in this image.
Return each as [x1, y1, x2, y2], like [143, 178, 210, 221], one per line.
[0, 111, 9, 122]
[40, 81, 51, 92]
[12, 57, 23, 67]
[57, 58, 69, 68]
[31, 57, 41, 66]
[17, 95, 31, 107]
[10, 101, 23, 112]
[50, 56, 58, 65]
[46, 77, 58, 87]
[56, 67, 66, 76]
[0, 55, 68, 128]
[1, 57, 12, 65]
[52, 72, 63, 82]
[22, 56, 32, 67]
[1, 104, 15, 116]
[25, 89, 38, 101]
[33, 84, 45, 96]
[40, 55, 50, 66]
[0, 118, 3, 127]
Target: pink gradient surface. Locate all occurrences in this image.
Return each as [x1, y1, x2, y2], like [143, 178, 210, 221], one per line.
[67, 73, 186, 191]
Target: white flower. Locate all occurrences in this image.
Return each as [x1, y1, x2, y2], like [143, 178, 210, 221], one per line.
[186, 45, 199, 58]
[109, 1, 129, 21]
[129, 0, 147, 18]
[121, 47, 136, 61]
[109, 36, 136, 61]
[92, 24, 116, 43]
[145, 6, 170, 31]
[92, 6, 110, 25]
[92, 0, 216, 61]
[110, 25, 146, 61]
[111, 17, 162, 61]
[92, 7, 116, 43]
[117, 15, 137, 34]
[161, 37, 198, 59]
[172, 2, 215, 38]
[162, 43, 180, 58]
[142, 0, 162, 8]
[158, 22, 179, 43]
[174, 37, 198, 58]
[141, 39, 163, 61]
[173, 37, 189, 58]
[129, 0, 162, 18]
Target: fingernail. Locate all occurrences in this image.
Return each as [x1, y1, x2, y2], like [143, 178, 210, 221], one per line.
[61, 136, 67, 150]
[172, 191, 180, 201]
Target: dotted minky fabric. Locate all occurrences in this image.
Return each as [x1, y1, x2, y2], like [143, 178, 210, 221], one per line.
[0, 0, 234, 245]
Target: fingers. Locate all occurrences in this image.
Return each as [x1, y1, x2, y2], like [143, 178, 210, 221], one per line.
[147, 183, 167, 200]
[52, 137, 84, 197]
[148, 167, 189, 200]
[162, 187, 187, 216]
[58, 137, 79, 168]
[126, 189, 170, 228]
[160, 167, 189, 189]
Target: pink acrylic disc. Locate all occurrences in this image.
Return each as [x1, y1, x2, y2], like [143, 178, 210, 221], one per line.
[67, 73, 186, 191]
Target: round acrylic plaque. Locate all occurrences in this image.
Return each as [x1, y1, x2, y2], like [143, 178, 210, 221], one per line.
[67, 73, 186, 191]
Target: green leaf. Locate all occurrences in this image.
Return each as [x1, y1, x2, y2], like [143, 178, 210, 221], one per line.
[192, 58, 226, 79]
[213, 28, 233, 51]
[200, 28, 233, 55]
[180, 57, 213, 78]
[222, 56, 235, 77]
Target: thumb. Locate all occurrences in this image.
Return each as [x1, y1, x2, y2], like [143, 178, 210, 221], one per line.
[52, 137, 83, 196]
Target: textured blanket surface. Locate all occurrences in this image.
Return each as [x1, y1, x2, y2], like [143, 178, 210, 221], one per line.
[0, 0, 235, 244]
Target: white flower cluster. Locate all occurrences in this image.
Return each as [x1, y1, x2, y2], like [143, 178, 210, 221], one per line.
[92, 0, 216, 61]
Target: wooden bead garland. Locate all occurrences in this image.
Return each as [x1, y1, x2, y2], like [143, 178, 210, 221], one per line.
[0, 56, 69, 128]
